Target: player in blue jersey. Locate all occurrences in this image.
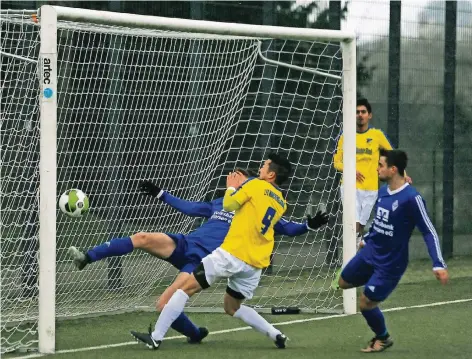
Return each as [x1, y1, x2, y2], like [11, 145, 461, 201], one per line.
[68, 168, 328, 344]
[337, 149, 449, 353]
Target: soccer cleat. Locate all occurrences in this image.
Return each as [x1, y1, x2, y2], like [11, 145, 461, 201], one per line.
[361, 336, 394, 353]
[67, 246, 90, 270]
[187, 327, 209, 344]
[274, 333, 288, 349]
[331, 267, 342, 290]
[130, 330, 161, 350]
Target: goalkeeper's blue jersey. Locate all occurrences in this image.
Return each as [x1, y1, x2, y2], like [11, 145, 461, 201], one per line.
[160, 190, 310, 254]
[362, 183, 447, 276]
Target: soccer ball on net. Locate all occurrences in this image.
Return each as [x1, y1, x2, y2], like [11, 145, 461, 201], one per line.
[58, 189, 90, 218]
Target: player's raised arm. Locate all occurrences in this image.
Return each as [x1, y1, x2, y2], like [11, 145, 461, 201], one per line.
[409, 194, 449, 283]
[222, 171, 252, 211]
[274, 210, 329, 236]
[333, 134, 344, 172]
[139, 180, 213, 218]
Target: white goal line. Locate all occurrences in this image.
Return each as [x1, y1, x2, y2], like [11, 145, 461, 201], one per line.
[13, 297, 472, 359]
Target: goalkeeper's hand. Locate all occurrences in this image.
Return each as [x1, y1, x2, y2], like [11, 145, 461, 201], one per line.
[306, 210, 329, 230]
[139, 181, 164, 199]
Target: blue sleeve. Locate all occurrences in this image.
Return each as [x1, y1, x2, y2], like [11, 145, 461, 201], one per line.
[410, 194, 447, 269]
[274, 217, 308, 236]
[160, 192, 213, 218]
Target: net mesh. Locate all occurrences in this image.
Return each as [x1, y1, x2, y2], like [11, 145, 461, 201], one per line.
[1, 12, 344, 353]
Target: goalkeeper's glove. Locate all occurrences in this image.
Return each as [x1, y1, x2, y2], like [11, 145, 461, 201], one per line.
[306, 210, 329, 230]
[139, 181, 164, 199]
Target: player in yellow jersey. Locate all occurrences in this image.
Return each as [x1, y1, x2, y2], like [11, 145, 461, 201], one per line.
[334, 99, 411, 241]
[131, 154, 293, 350]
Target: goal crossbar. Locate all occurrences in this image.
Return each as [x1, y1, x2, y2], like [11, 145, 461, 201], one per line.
[42, 5, 356, 42]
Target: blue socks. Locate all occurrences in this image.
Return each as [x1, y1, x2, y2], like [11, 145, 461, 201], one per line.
[171, 312, 201, 340]
[86, 238, 200, 340]
[86, 237, 134, 263]
[361, 307, 388, 338]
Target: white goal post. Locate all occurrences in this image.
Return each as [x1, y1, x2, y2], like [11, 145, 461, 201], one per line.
[1, 5, 356, 354]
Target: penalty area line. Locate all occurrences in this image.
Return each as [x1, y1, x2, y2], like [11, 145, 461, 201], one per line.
[15, 298, 472, 358]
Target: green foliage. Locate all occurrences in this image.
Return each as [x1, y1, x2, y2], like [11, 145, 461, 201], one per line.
[274, 1, 375, 97]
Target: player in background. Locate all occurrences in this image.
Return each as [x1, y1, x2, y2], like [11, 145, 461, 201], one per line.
[69, 166, 328, 344]
[130, 154, 293, 350]
[332, 99, 411, 289]
[334, 98, 411, 241]
[337, 149, 448, 353]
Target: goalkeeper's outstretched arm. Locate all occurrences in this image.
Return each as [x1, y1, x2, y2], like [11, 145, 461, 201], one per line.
[274, 211, 329, 236]
[139, 180, 213, 218]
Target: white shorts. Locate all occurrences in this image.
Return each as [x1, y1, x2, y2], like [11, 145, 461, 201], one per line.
[340, 186, 378, 226]
[201, 248, 262, 300]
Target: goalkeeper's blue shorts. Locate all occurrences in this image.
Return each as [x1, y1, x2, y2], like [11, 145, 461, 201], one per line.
[341, 250, 402, 302]
[165, 233, 210, 273]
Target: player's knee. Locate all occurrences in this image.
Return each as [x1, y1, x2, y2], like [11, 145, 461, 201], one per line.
[132, 232, 163, 249]
[359, 294, 377, 311]
[223, 299, 241, 316]
[224, 304, 238, 316]
[338, 276, 351, 289]
[131, 232, 148, 248]
[224, 288, 244, 316]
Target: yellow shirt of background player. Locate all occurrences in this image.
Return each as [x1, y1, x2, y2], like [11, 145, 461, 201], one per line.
[334, 127, 393, 191]
[221, 178, 286, 268]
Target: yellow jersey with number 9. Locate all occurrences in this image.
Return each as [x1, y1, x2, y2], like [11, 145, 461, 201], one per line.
[221, 178, 287, 268]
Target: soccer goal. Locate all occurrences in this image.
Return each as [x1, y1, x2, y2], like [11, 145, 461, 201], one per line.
[0, 5, 356, 354]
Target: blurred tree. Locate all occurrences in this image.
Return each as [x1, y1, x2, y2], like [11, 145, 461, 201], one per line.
[274, 1, 375, 97]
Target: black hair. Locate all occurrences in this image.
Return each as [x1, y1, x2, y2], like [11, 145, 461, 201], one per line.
[268, 153, 292, 185]
[234, 167, 258, 178]
[234, 167, 249, 177]
[246, 168, 259, 177]
[379, 149, 408, 176]
[357, 98, 372, 113]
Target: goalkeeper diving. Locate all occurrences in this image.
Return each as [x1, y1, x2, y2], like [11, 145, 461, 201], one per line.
[68, 161, 328, 344]
[131, 153, 295, 349]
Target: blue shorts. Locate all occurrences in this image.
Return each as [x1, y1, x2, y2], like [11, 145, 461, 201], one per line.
[165, 233, 209, 273]
[340, 251, 401, 302]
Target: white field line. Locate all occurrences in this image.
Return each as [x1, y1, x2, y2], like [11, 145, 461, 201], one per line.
[15, 298, 472, 358]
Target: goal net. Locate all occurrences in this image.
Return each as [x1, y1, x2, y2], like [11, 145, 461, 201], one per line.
[1, 8, 354, 353]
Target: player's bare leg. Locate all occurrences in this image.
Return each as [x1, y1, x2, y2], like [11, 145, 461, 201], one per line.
[68, 232, 176, 270]
[359, 294, 393, 353]
[156, 272, 191, 312]
[131, 232, 176, 259]
[224, 293, 287, 348]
